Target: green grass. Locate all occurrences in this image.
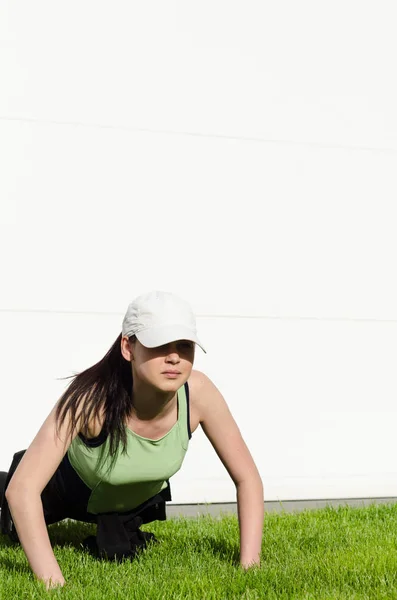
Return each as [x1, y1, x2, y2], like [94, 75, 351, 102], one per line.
[2, 503, 397, 599]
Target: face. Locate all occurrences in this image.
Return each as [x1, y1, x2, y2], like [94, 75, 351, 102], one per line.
[121, 337, 195, 393]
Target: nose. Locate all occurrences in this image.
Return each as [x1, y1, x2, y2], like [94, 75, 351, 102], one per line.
[165, 352, 180, 364]
[165, 345, 180, 364]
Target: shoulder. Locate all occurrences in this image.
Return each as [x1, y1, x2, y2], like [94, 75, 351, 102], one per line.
[187, 369, 217, 399]
[187, 369, 228, 423]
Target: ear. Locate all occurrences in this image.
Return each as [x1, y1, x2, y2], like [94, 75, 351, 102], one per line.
[121, 336, 134, 361]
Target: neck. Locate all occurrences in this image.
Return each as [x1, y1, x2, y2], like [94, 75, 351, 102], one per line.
[131, 380, 176, 420]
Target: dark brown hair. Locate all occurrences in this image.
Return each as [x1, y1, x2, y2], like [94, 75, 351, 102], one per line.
[55, 334, 133, 457]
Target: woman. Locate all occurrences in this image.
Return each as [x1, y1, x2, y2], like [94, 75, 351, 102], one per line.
[0, 291, 264, 588]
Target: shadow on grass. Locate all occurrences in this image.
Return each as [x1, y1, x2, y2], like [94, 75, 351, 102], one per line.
[0, 520, 96, 551]
[206, 537, 240, 565]
[0, 534, 32, 575]
[158, 529, 240, 565]
[0, 521, 98, 577]
[0, 533, 15, 548]
[47, 520, 96, 548]
[1, 520, 240, 571]
[0, 554, 32, 575]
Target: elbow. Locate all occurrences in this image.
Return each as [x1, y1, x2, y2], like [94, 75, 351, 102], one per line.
[5, 484, 13, 502]
[236, 472, 263, 493]
[5, 483, 19, 506]
[252, 475, 264, 498]
[5, 481, 38, 507]
[234, 474, 263, 489]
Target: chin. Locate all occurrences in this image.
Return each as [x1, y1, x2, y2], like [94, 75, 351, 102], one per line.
[156, 376, 185, 393]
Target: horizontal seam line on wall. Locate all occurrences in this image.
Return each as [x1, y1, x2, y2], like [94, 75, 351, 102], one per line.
[169, 497, 397, 506]
[1, 115, 396, 155]
[0, 307, 397, 324]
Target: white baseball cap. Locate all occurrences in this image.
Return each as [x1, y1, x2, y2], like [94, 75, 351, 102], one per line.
[122, 291, 206, 352]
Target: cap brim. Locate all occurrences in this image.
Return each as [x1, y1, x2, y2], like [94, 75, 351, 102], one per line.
[136, 324, 206, 353]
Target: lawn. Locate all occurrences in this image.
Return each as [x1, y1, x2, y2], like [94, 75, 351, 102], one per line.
[1, 503, 397, 599]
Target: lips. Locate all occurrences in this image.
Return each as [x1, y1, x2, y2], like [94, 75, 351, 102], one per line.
[162, 370, 181, 378]
[162, 370, 181, 375]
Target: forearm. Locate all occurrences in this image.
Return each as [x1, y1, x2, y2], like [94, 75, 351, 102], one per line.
[6, 488, 65, 587]
[236, 476, 264, 567]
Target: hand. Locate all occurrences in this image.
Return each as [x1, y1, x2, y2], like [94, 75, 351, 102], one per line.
[42, 576, 66, 590]
[241, 558, 260, 570]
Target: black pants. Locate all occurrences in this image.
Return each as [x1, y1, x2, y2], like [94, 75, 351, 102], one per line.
[0, 471, 8, 536]
[0, 452, 170, 558]
[0, 471, 7, 506]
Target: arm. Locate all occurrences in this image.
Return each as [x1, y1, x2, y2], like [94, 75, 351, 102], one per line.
[5, 404, 79, 588]
[190, 371, 264, 568]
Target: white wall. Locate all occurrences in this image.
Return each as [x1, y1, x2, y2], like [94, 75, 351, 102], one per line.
[1, 0, 397, 503]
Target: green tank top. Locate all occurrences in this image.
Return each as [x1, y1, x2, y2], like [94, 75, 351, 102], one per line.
[67, 384, 190, 514]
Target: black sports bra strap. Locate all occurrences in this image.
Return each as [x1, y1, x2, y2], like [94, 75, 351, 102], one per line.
[184, 382, 192, 440]
[79, 429, 108, 448]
